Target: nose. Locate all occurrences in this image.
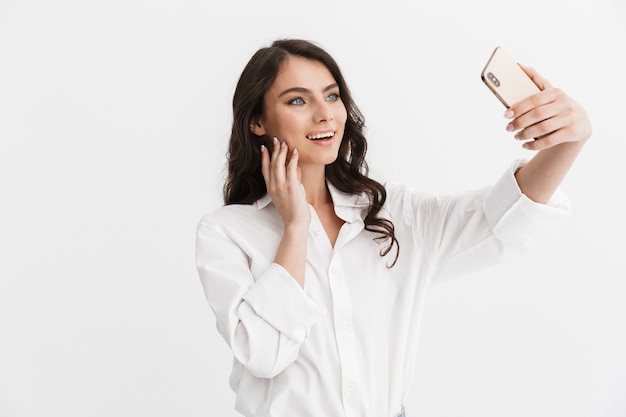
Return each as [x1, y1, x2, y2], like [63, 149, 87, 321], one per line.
[314, 100, 333, 123]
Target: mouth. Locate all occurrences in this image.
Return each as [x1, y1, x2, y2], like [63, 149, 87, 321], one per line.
[306, 131, 335, 141]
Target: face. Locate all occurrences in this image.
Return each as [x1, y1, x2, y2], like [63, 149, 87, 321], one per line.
[252, 56, 347, 166]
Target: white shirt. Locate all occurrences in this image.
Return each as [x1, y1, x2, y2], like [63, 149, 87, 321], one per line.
[195, 161, 570, 417]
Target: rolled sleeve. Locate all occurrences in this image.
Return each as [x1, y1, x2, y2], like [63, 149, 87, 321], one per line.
[243, 263, 327, 344]
[196, 217, 327, 378]
[484, 159, 571, 247]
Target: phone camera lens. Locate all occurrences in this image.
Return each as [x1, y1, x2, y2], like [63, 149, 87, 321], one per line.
[488, 72, 501, 87]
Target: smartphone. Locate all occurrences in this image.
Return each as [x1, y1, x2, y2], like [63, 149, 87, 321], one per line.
[481, 46, 541, 108]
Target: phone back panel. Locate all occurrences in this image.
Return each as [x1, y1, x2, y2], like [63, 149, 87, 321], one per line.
[481, 47, 541, 108]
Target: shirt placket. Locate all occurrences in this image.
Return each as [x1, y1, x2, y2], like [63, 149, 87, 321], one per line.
[328, 221, 364, 417]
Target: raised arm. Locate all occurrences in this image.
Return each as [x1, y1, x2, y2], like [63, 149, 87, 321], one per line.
[260, 137, 310, 287]
[505, 65, 592, 203]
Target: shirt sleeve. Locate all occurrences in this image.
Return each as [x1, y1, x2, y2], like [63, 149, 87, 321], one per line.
[482, 159, 571, 246]
[195, 218, 326, 379]
[406, 159, 571, 284]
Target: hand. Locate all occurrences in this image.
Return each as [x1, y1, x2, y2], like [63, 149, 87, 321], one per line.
[505, 65, 592, 151]
[260, 137, 310, 230]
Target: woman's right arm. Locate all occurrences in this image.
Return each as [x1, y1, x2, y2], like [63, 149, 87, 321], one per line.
[196, 219, 325, 379]
[261, 138, 311, 287]
[195, 138, 320, 379]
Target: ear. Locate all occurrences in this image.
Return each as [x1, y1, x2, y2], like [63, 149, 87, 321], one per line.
[250, 118, 266, 137]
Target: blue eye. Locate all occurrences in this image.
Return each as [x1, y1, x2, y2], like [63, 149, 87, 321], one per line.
[326, 93, 339, 102]
[288, 97, 305, 105]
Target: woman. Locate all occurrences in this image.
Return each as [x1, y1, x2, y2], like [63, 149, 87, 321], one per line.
[195, 39, 591, 417]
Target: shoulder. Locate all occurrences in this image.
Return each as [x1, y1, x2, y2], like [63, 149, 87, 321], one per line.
[197, 196, 281, 234]
[368, 169, 428, 205]
[198, 203, 256, 226]
[366, 170, 433, 225]
[368, 169, 421, 195]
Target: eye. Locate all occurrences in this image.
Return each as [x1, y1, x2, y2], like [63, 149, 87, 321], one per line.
[288, 97, 305, 105]
[326, 93, 340, 102]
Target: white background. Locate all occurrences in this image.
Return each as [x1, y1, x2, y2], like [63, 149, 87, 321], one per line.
[1, 0, 625, 416]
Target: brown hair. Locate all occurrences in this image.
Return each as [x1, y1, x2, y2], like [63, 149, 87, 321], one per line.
[223, 39, 399, 266]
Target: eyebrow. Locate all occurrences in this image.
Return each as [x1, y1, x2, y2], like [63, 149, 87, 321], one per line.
[278, 83, 339, 98]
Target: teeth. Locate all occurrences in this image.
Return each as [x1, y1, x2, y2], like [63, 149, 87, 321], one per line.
[307, 132, 334, 140]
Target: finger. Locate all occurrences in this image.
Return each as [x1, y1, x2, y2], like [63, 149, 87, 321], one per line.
[287, 149, 307, 199]
[508, 99, 562, 138]
[260, 144, 270, 186]
[297, 164, 302, 184]
[514, 114, 564, 141]
[270, 136, 281, 162]
[286, 148, 300, 185]
[270, 138, 288, 185]
[521, 126, 574, 151]
[505, 87, 561, 125]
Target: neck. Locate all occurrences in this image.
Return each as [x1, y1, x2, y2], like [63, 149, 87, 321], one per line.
[300, 164, 331, 207]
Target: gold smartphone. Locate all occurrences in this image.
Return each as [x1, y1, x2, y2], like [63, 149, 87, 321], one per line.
[481, 46, 541, 108]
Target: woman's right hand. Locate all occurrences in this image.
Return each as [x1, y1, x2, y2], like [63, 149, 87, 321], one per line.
[261, 137, 310, 286]
[261, 137, 311, 231]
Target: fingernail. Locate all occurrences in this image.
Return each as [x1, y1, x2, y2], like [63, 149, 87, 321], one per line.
[281, 141, 286, 148]
[504, 110, 514, 119]
[506, 123, 515, 132]
[293, 148, 298, 155]
[260, 144, 265, 153]
[273, 137, 278, 145]
[522, 142, 531, 149]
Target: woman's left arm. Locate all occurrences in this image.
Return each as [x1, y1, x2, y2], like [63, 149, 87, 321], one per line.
[506, 65, 592, 204]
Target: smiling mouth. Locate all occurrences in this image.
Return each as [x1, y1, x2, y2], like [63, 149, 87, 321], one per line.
[306, 132, 335, 140]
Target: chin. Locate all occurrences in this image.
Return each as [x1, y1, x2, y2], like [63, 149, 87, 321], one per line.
[320, 149, 343, 165]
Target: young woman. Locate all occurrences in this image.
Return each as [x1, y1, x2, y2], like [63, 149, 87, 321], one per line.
[195, 39, 591, 417]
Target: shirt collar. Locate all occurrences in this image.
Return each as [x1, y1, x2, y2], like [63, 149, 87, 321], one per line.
[256, 193, 273, 210]
[255, 182, 369, 223]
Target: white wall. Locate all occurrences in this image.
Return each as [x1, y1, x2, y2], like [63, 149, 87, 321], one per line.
[1, 0, 625, 416]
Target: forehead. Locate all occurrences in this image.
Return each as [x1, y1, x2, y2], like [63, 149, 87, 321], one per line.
[270, 56, 336, 92]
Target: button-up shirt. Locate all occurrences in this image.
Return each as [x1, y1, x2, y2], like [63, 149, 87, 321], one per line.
[195, 160, 570, 417]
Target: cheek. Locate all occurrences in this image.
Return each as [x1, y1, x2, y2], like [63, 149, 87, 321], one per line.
[266, 110, 302, 136]
[337, 106, 348, 128]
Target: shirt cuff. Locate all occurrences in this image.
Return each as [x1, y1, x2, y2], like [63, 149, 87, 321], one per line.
[483, 159, 571, 247]
[242, 263, 327, 344]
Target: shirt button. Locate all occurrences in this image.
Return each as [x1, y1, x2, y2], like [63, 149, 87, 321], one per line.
[313, 228, 323, 236]
[340, 320, 348, 330]
[348, 383, 356, 392]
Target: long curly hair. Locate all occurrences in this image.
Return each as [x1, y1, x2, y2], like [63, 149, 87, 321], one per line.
[223, 38, 399, 267]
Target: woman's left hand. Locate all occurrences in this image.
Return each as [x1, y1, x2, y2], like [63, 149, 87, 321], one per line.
[505, 65, 592, 151]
